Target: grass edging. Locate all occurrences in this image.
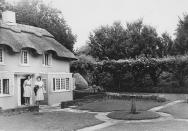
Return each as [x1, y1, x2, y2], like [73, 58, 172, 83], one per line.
[107, 110, 160, 120]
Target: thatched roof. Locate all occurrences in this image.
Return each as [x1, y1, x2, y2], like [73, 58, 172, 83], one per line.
[0, 21, 76, 60]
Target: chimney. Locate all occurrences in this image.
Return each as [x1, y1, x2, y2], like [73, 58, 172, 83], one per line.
[2, 11, 16, 25]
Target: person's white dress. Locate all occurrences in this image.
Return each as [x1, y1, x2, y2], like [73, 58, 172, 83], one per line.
[35, 81, 44, 101]
[23, 79, 32, 97]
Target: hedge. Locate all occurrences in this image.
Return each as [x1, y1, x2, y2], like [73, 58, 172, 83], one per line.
[71, 55, 188, 93]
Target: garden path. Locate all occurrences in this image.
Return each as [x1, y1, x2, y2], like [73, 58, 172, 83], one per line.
[77, 100, 184, 131]
[39, 99, 187, 131]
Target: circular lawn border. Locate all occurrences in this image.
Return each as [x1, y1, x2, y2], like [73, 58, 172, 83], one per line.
[107, 111, 160, 120]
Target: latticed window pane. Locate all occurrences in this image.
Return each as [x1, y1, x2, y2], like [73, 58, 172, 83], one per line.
[3, 79, 9, 94]
[24, 52, 27, 63]
[21, 50, 28, 64]
[55, 78, 60, 90]
[61, 78, 65, 90]
[53, 78, 71, 91]
[66, 78, 69, 90]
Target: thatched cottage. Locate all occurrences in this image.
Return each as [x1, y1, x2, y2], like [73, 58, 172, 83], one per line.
[0, 11, 76, 109]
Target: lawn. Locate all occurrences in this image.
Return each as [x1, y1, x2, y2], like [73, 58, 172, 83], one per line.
[159, 102, 188, 119]
[76, 99, 165, 112]
[0, 111, 102, 131]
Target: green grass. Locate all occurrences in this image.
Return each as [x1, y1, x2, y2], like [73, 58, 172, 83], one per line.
[0, 111, 102, 131]
[107, 111, 160, 120]
[159, 102, 188, 119]
[76, 99, 165, 112]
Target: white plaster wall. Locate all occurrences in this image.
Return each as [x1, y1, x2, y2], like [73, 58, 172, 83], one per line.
[47, 73, 73, 106]
[0, 49, 73, 109]
[0, 74, 18, 109]
[0, 96, 18, 109]
[48, 91, 73, 106]
[0, 49, 70, 73]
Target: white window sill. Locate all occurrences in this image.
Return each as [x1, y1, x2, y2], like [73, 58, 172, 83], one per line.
[43, 65, 52, 68]
[52, 90, 71, 93]
[19, 64, 31, 67]
[0, 94, 12, 97]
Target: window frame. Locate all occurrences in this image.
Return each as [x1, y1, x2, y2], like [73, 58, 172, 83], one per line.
[43, 52, 52, 67]
[52, 77, 70, 92]
[20, 50, 29, 65]
[0, 47, 4, 65]
[42, 78, 47, 92]
[0, 78, 10, 96]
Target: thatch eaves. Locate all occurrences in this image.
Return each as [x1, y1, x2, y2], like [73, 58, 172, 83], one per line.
[0, 21, 77, 60]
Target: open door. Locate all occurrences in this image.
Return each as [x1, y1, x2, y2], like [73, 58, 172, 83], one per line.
[39, 78, 48, 105]
[20, 78, 26, 105]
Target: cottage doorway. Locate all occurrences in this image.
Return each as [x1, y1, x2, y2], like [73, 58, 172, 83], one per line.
[21, 78, 26, 105]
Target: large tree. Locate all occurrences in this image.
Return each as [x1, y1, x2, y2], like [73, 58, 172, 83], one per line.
[7, 0, 76, 51]
[126, 21, 162, 58]
[87, 20, 167, 60]
[174, 14, 188, 54]
[88, 22, 128, 60]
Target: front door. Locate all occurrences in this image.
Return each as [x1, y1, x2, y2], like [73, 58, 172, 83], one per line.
[40, 78, 48, 105]
[21, 78, 26, 105]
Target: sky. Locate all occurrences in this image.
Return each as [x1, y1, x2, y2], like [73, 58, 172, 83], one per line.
[6, 0, 188, 49]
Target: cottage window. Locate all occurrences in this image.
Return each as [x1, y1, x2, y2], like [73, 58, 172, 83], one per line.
[21, 50, 29, 65]
[0, 48, 4, 64]
[53, 78, 70, 92]
[0, 79, 10, 95]
[43, 53, 52, 66]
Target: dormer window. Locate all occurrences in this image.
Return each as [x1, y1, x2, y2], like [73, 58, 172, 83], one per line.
[21, 50, 29, 65]
[43, 53, 52, 66]
[0, 48, 4, 64]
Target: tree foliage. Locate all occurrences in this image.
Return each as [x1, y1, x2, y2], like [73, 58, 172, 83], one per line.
[174, 14, 188, 54]
[7, 0, 76, 51]
[88, 22, 128, 60]
[87, 20, 173, 60]
[160, 32, 174, 56]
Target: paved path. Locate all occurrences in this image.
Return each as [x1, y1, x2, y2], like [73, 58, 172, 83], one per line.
[37, 97, 188, 131]
[77, 100, 185, 131]
[39, 100, 187, 131]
